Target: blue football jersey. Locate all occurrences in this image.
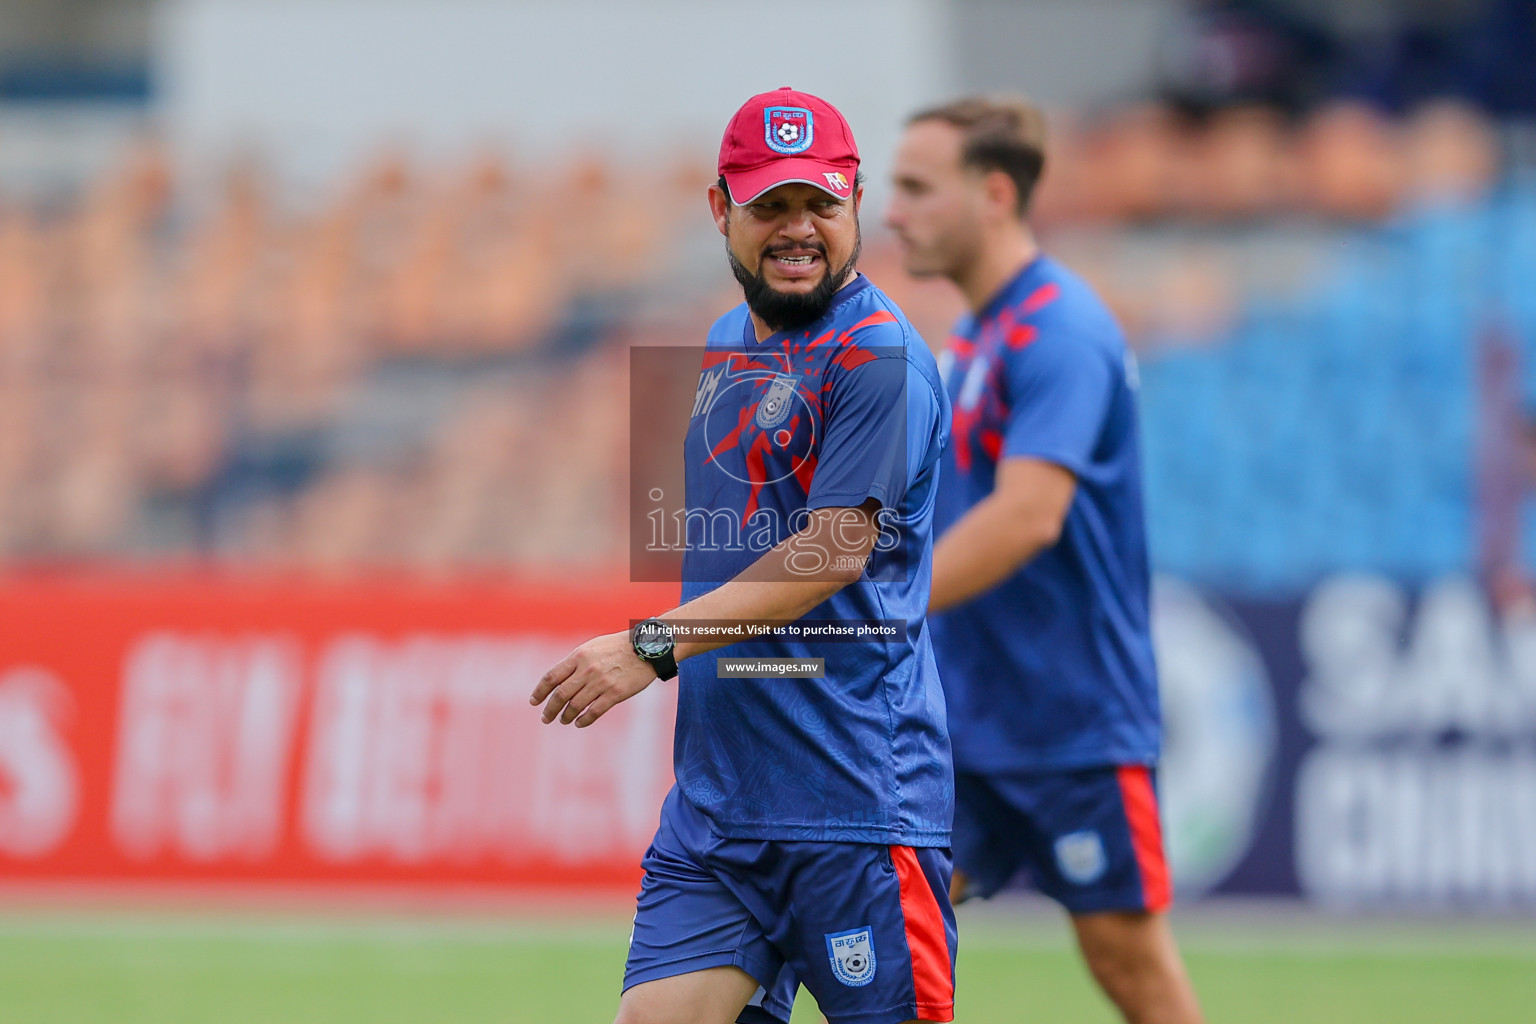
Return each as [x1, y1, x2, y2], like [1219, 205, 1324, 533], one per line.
[930, 256, 1160, 772]
[676, 274, 953, 846]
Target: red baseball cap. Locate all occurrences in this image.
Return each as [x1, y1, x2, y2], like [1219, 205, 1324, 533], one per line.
[717, 87, 861, 205]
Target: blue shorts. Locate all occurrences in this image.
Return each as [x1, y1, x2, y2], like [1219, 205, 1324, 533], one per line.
[623, 787, 957, 1024]
[952, 765, 1172, 915]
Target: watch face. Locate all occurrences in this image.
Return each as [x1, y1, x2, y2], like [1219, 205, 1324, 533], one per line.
[633, 620, 672, 658]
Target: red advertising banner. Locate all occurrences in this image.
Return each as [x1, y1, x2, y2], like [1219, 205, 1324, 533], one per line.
[0, 574, 680, 893]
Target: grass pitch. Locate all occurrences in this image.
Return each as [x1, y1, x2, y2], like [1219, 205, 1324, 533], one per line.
[0, 901, 1532, 1023]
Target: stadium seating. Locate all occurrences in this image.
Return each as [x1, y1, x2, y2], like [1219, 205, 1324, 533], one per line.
[0, 102, 1530, 589]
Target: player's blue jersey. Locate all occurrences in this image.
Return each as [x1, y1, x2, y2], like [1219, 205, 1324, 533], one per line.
[676, 274, 953, 846]
[930, 256, 1160, 772]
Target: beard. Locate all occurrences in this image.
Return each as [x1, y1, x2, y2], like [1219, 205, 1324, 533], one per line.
[727, 227, 862, 333]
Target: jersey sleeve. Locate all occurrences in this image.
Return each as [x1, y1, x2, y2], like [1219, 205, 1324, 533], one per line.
[806, 351, 940, 512]
[1001, 329, 1116, 475]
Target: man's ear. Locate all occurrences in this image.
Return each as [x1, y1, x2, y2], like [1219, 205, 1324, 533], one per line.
[983, 169, 1020, 221]
[708, 183, 732, 236]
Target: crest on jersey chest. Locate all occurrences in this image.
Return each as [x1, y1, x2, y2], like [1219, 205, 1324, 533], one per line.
[694, 358, 816, 488]
[754, 373, 801, 429]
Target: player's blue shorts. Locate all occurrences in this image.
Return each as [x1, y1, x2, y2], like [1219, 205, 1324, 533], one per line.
[623, 787, 957, 1024]
[952, 765, 1172, 914]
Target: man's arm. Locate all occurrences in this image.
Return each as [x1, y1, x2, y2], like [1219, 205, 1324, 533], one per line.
[529, 499, 881, 728]
[928, 457, 1075, 614]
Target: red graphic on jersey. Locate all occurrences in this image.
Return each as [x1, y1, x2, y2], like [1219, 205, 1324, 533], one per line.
[1020, 282, 1061, 315]
[696, 314, 895, 525]
[947, 287, 1056, 471]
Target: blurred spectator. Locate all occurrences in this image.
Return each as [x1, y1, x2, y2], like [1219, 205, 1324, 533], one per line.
[1333, 0, 1536, 114]
[1164, 0, 1536, 117]
[1159, 0, 1338, 114]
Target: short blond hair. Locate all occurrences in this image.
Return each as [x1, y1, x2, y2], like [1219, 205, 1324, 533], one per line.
[908, 96, 1048, 216]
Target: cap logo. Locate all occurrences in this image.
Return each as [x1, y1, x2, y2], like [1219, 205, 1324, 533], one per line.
[765, 107, 814, 155]
[824, 171, 849, 191]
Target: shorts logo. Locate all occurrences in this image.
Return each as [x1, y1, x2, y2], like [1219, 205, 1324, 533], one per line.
[826, 927, 876, 987]
[1055, 830, 1107, 885]
[824, 171, 849, 191]
[754, 373, 800, 429]
[765, 107, 814, 155]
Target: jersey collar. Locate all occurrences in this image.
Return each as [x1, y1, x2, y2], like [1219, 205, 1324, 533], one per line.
[742, 272, 872, 345]
[971, 255, 1049, 328]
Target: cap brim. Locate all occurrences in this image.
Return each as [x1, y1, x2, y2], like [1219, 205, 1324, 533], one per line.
[725, 158, 857, 204]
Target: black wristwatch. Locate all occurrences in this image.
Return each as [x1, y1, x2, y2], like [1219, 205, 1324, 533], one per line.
[631, 618, 678, 681]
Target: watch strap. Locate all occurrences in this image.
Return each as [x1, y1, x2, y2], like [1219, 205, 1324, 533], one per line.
[650, 646, 678, 681]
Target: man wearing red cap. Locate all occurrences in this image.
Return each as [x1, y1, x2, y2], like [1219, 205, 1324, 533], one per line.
[531, 88, 956, 1024]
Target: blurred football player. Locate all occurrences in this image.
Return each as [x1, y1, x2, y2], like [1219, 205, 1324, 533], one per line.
[532, 88, 955, 1024]
[885, 96, 1205, 1024]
